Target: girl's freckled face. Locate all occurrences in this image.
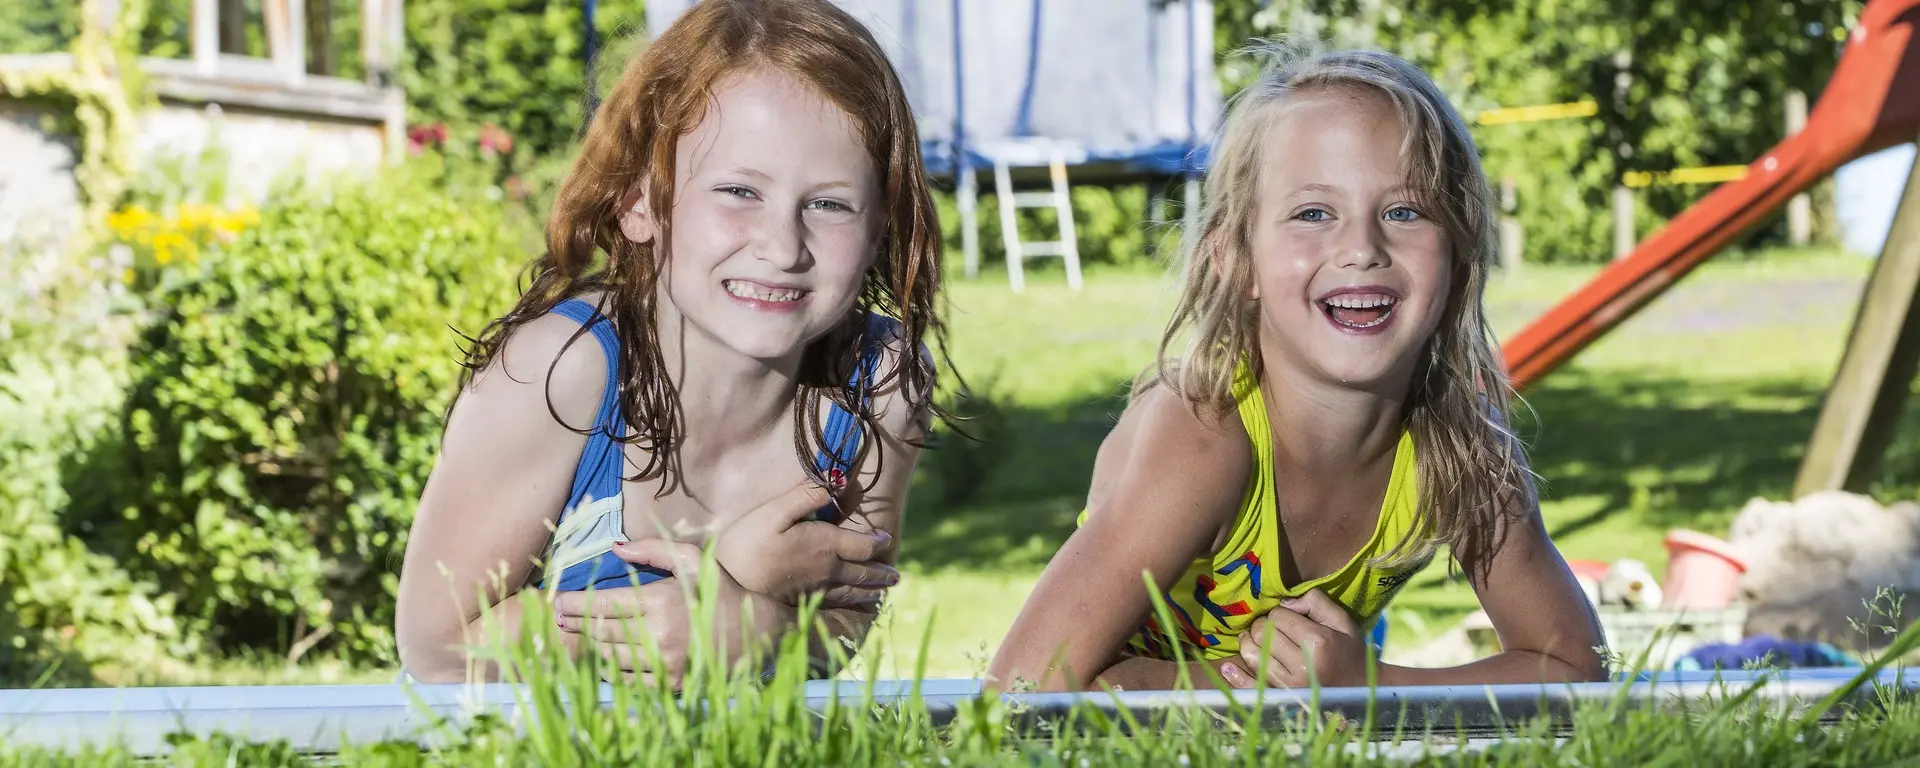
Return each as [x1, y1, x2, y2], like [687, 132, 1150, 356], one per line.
[623, 67, 882, 363]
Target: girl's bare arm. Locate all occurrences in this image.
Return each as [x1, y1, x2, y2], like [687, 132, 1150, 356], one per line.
[1374, 425, 1607, 686]
[396, 315, 613, 682]
[986, 388, 1252, 692]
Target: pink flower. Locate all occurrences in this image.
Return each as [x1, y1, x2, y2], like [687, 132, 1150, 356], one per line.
[407, 122, 450, 153]
[479, 124, 514, 156]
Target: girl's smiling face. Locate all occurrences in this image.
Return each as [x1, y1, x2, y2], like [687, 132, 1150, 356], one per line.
[623, 67, 882, 364]
[1247, 88, 1452, 394]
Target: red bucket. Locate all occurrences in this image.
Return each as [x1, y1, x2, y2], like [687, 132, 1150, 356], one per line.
[1661, 530, 1748, 610]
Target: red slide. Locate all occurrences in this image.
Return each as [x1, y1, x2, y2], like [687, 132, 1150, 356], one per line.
[1502, 0, 1920, 390]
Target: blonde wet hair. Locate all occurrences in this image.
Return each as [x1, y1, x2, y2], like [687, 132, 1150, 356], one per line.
[1147, 40, 1531, 573]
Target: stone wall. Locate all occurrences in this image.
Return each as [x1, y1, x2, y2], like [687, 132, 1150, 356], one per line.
[0, 54, 401, 253]
[0, 102, 83, 248]
[135, 100, 388, 203]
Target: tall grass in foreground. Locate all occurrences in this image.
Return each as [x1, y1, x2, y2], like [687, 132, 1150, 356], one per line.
[7, 568, 1920, 766]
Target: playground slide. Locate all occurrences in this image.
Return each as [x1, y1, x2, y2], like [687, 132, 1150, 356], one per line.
[1500, 0, 1920, 390]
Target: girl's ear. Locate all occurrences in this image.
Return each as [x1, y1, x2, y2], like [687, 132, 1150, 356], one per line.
[618, 183, 656, 245]
[1204, 232, 1256, 301]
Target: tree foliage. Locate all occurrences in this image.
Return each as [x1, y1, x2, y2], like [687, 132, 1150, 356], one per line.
[1214, 0, 1863, 261]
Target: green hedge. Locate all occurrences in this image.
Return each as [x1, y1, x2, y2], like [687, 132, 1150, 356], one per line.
[0, 0, 78, 55]
[0, 346, 193, 685]
[404, 0, 648, 158]
[0, 214, 191, 684]
[102, 163, 529, 662]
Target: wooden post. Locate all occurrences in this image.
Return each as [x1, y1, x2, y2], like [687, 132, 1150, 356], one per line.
[219, 0, 247, 55]
[362, 0, 398, 86]
[262, 0, 308, 84]
[306, 0, 335, 76]
[1786, 89, 1812, 246]
[1148, 182, 1169, 259]
[1612, 50, 1635, 261]
[386, 0, 404, 81]
[1499, 174, 1524, 273]
[1793, 135, 1920, 498]
[193, 0, 219, 75]
[959, 164, 980, 279]
[1613, 184, 1635, 260]
[287, 0, 306, 84]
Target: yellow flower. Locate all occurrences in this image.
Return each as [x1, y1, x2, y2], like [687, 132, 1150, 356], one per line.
[178, 203, 217, 233]
[152, 231, 190, 266]
[122, 268, 135, 285]
[106, 205, 156, 238]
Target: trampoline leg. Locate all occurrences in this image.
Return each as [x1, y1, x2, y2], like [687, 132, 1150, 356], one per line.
[994, 161, 1027, 292]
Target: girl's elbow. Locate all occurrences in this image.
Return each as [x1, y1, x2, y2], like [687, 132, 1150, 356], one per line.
[1566, 657, 1609, 683]
[1554, 644, 1610, 683]
[396, 637, 466, 683]
[394, 610, 470, 683]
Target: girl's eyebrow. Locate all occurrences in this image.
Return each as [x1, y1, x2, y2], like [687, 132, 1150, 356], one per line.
[717, 166, 861, 193]
[1286, 183, 1422, 201]
[1287, 182, 1342, 199]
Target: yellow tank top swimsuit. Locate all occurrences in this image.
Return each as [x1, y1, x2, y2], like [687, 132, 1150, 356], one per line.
[1079, 360, 1431, 661]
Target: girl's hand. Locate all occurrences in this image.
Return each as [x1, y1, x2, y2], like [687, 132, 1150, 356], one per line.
[714, 481, 898, 610]
[553, 539, 781, 689]
[1236, 590, 1369, 689]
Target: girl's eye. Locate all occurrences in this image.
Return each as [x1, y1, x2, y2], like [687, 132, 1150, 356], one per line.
[1294, 208, 1330, 222]
[1385, 206, 1423, 222]
[718, 185, 758, 200]
[809, 199, 854, 213]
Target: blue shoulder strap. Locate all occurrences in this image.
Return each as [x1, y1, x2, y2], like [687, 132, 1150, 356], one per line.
[549, 299, 628, 506]
[543, 298, 669, 591]
[812, 314, 897, 518]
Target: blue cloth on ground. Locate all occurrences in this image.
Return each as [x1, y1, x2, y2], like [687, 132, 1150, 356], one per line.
[1675, 634, 1857, 672]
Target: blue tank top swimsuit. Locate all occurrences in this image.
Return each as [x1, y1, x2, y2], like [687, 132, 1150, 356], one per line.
[537, 297, 892, 592]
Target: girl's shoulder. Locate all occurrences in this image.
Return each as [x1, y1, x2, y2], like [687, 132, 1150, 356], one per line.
[849, 311, 933, 438]
[1079, 375, 1256, 536]
[466, 297, 617, 430]
[1092, 384, 1253, 492]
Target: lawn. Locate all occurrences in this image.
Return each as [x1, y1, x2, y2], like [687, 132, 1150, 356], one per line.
[862, 247, 1900, 679]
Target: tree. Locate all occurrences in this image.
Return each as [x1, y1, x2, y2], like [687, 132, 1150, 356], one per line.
[1212, 0, 1863, 262]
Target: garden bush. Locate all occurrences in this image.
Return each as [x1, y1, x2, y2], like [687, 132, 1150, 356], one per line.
[0, 221, 192, 686]
[104, 164, 533, 662]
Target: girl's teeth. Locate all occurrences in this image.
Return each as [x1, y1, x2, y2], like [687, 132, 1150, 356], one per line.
[725, 281, 802, 302]
[1325, 295, 1395, 309]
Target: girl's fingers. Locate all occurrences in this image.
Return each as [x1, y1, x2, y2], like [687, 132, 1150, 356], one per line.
[1240, 616, 1300, 685]
[1282, 590, 1356, 633]
[562, 612, 653, 645]
[831, 559, 900, 589]
[817, 585, 887, 610]
[1218, 659, 1257, 689]
[614, 539, 703, 578]
[552, 588, 646, 620]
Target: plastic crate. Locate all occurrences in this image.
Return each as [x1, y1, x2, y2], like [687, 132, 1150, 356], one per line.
[1462, 606, 1749, 672]
[1599, 606, 1749, 671]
